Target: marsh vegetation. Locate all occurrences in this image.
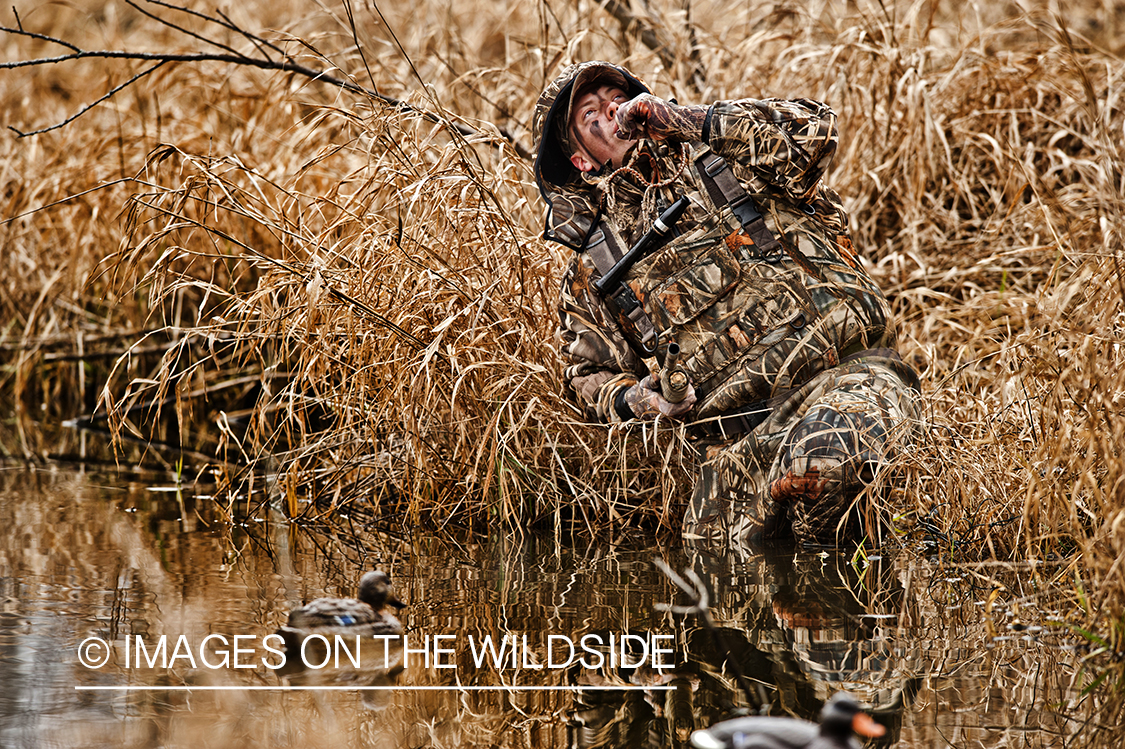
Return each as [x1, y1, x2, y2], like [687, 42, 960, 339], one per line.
[2, 0, 1124, 744]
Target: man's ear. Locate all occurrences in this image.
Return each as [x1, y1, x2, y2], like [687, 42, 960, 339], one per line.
[570, 152, 596, 173]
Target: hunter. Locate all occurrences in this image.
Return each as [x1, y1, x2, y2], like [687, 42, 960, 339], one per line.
[532, 61, 919, 546]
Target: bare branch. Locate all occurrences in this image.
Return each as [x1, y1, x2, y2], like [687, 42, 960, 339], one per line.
[0, 7, 533, 156]
[1, 18, 80, 52]
[214, 8, 282, 61]
[598, 0, 706, 93]
[124, 0, 250, 61]
[144, 0, 288, 60]
[10, 62, 167, 137]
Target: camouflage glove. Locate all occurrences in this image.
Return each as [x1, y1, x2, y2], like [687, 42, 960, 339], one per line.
[615, 95, 707, 142]
[622, 375, 697, 420]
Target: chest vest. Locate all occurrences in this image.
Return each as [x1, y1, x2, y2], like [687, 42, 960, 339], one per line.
[584, 146, 891, 415]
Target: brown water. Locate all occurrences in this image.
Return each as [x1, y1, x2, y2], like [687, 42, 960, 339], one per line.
[0, 466, 1094, 748]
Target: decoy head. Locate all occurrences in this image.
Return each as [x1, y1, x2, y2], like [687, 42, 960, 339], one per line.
[357, 570, 407, 611]
[820, 693, 885, 740]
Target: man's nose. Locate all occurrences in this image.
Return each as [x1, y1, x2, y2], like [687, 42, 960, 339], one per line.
[606, 99, 619, 119]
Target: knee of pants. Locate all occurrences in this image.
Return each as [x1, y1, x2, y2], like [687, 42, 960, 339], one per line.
[781, 405, 867, 472]
[771, 404, 884, 503]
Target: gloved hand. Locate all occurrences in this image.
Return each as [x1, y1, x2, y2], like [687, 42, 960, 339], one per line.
[615, 94, 704, 142]
[624, 375, 697, 420]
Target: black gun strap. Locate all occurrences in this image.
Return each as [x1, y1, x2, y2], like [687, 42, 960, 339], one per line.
[694, 150, 783, 257]
[693, 149, 830, 285]
[585, 225, 658, 353]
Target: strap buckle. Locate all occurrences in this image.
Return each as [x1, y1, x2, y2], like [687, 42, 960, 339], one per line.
[611, 285, 641, 315]
[703, 154, 727, 178]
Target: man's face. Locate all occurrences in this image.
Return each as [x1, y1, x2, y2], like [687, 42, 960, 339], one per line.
[568, 82, 637, 173]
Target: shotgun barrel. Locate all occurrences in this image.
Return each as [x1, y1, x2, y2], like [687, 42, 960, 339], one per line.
[593, 196, 691, 296]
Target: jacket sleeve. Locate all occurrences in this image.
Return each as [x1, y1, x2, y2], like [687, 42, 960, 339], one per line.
[556, 251, 645, 423]
[704, 98, 838, 202]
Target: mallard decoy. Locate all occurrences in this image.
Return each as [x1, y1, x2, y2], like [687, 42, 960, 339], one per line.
[691, 693, 885, 749]
[277, 570, 406, 655]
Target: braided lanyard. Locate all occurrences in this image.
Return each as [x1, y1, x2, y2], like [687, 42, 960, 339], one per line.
[597, 141, 691, 233]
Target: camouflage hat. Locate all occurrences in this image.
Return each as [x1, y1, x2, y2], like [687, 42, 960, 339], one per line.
[532, 61, 650, 190]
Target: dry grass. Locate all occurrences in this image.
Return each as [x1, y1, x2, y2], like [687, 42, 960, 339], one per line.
[2, 0, 1125, 739]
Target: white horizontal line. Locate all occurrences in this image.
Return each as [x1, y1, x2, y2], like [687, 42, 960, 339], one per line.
[75, 685, 674, 692]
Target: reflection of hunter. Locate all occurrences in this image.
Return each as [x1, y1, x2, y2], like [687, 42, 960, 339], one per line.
[565, 551, 914, 747]
[531, 62, 921, 545]
[666, 546, 913, 742]
[683, 547, 917, 742]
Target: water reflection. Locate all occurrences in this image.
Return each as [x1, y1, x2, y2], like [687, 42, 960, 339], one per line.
[680, 545, 917, 744]
[0, 468, 1092, 748]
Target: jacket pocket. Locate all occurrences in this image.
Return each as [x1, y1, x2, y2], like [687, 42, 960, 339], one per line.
[645, 243, 742, 327]
[679, 280, 805, 380]
[674, 270, 817, 395]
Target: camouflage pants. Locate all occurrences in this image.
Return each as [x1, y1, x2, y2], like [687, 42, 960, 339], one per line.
[683, 357, 919, 547]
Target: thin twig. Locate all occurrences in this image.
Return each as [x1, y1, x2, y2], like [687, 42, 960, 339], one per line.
[0, 11, 532, 155]
[9, 62, 167, 137]
[4, 13, 79, 51]
[0, 41, 466, 140]
[143, 0, 288, 59]
[124, 0, 250, 61]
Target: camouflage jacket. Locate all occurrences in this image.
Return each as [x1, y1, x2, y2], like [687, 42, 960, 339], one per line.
[534, 69, 897, 423]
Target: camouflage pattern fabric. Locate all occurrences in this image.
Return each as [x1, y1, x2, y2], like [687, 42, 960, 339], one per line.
[532, 63, 920, 545]
[684, 356, 918, 546]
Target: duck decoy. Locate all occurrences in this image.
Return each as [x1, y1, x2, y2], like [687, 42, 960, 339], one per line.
[276, 570, 406, 666]
[690, 693, 885, 749]
[809, 693, 885, 748]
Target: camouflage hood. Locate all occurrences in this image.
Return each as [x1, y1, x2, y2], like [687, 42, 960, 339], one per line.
[532, 61, 650, 249]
